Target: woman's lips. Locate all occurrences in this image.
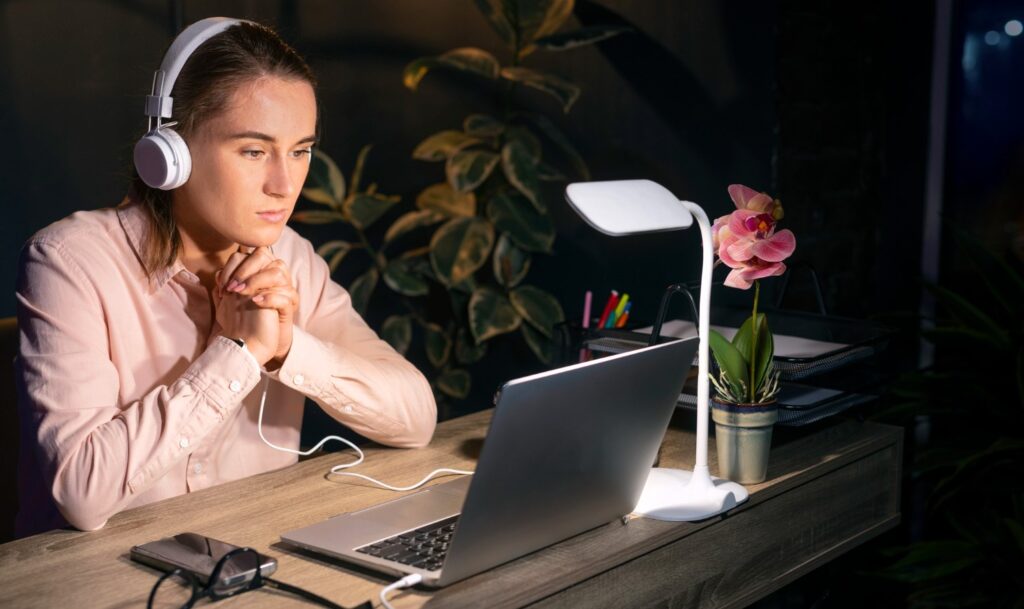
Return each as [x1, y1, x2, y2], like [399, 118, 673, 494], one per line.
[257, 210, 287, 223]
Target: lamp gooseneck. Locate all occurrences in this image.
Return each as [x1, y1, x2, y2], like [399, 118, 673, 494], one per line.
[682, 201, 712, 473]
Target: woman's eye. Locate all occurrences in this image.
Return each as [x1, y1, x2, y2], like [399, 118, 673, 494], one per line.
[242, 150, 265, 159]
[292, 148, 313, 159]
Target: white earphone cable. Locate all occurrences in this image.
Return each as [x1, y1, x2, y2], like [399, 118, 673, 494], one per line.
[255, 376, 472, 490]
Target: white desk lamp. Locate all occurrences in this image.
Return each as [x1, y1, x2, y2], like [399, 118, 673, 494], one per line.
[564, 179, 748, 521]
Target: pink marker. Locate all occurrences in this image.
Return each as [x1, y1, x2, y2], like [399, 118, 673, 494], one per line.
[580, 290, 593, 362]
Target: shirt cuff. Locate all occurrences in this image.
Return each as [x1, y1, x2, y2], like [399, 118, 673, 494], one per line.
[270, 326, 326, 395]
[181, 336, 263, 416]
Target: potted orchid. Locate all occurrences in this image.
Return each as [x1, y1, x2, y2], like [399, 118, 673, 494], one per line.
[707, 184, 796, 484]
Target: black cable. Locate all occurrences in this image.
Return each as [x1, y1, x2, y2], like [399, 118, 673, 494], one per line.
[264, 577, 371, 609]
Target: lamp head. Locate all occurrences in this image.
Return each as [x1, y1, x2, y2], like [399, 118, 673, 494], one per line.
[564, 179, 694, 236]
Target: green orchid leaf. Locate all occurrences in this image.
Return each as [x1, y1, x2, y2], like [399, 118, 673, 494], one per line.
[533, 25, 631, 51]
[383, 210, 446, 245]
[348, 268, 378, 316]
[315, 240, 353, 272]
[344, 193, 400, 230]
[437, 368, 471, 399]
[383, 259, 430, 297]
[425, 323, 452, 368]
[455, 327, 487, 364]
[463, 113, 505, 137]
[501, 140, 544, 211]
[468, 287, 522, 343]
[381, 315, 413, 355]
[349, 145, 372, 195]
[486, 191, 555, 253]
[416, 183, 476, 217]
[500, 66, 580, 113]
[510, 285, 564, 338]
[430, 217, 495, 286]
[521, 112, 590, 179]
[447, 149, 501, 193]
[492, 233, 531, 287]
[413, 130, 482, 162]
[731, 313, 773, 394]
[290, 210, 346, 225]
[709, 328, 747, 398]
[521, 323, 559, 365]
[302, 149, 345, 206]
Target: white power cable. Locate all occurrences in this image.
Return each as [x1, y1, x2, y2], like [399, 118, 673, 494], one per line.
[255, 376, 473, 490]
[379, 573, 422, 609]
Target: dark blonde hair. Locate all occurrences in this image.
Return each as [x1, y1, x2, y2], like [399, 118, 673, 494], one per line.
[131, 21, 317, 274]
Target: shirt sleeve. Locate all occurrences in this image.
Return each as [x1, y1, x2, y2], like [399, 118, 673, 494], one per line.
[16, 240, 262, 531]
[265, 239, 437, 448]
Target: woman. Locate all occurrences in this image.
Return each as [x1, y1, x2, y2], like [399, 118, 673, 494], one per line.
[14, 19, 436, 536]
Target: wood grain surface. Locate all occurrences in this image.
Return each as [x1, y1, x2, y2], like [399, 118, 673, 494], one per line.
[0, 409, 901, 608]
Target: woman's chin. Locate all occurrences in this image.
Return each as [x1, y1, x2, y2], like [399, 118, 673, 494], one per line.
[237, 227, 286, 249]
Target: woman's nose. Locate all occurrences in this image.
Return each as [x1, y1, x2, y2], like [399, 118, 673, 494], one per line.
[263, 154, 295, 198]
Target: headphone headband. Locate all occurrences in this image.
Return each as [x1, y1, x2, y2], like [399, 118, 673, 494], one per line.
[144, 17, 247, 120]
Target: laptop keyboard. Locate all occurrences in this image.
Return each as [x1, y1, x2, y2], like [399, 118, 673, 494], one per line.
[355, 514, 459, 572]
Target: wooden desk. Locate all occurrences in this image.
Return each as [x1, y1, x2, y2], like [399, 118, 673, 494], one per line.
[0, 410, 901, 608]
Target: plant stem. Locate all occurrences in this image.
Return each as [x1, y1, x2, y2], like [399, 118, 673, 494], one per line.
[750, 280, 760, 403]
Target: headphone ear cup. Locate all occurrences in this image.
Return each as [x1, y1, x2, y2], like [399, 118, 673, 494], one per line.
[133, 127, 192, 190]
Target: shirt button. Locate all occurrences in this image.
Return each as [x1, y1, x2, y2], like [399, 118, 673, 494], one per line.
[193, 463, 203, 474]
[179, 437, 190, 449]
[343, 405, 354, 414]
[229, 380, 242, 392]
[292, 374, 305, 386]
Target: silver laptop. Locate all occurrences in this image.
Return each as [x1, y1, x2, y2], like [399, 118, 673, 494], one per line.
[281, 337, 698, 587]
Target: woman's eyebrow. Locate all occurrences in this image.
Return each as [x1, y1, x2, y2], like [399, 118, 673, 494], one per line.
[227, 131, 318, 145]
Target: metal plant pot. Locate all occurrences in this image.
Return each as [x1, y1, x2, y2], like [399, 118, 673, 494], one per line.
[711, 399, 779, 484]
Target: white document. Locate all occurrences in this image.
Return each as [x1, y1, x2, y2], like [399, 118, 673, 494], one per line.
[636, 319, 848, 360]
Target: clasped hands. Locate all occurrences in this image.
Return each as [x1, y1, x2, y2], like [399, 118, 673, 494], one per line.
[214, 246, 298, 368]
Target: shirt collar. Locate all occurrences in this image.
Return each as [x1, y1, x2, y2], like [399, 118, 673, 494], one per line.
[116, 197, 187, 290]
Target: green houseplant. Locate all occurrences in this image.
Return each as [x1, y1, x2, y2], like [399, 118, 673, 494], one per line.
[706, 184, 796, 484]
[294, 0, 627, 410]
[870, 228, 1024, 608]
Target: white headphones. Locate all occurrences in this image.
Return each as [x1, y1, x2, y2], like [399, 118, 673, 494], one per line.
[134, 17, 248, 190]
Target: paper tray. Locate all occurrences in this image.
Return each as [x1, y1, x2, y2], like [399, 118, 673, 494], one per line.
[676, 382, 874, 427]
[584, 308, 892, 380]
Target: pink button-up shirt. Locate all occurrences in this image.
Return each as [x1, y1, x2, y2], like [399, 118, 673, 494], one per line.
[15, 200, 436, 536]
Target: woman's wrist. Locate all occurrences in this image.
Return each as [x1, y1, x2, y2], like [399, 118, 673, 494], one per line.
[223, 335, 272, 367]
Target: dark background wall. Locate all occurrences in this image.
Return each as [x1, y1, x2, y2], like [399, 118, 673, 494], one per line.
[0, 0, 770, 322]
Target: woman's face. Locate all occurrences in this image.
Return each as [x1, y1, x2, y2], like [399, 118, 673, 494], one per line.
[173, 75, 317, 255]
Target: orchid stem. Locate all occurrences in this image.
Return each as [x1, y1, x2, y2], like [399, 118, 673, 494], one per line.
[750, 280, 760, 403]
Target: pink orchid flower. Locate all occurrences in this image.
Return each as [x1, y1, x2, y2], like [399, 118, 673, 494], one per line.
[712, 185, 796, 290]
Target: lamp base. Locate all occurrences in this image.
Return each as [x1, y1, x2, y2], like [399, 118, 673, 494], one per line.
[632, 465, 749, 521]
